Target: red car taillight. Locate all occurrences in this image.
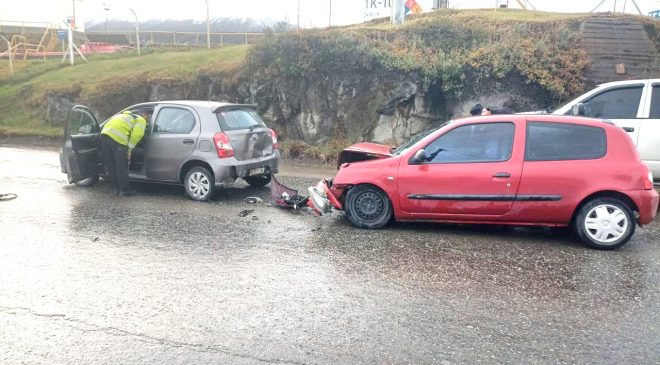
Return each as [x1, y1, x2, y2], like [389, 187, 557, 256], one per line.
[641, 164, 653, 190]
[645, 171, 654, 190]
[213, 132, 234, 158]
[269, 128, 279, 150]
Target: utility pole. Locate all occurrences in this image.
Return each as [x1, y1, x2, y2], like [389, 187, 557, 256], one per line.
[129, 8, 140, 56]
[297, 0, 300, 29]
[391, 0, 405, 25]
[328, 0, 332, 27]
[72, 0, 76, 30]
[61, 20, 88, 66]
[205, 0, 210, 49]
[103, 3, 111, 34]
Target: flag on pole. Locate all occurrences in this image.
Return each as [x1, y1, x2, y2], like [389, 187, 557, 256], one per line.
[405, 0, 423, 14]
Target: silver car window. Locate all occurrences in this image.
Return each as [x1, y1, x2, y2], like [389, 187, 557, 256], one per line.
[153, 107, 196, 134]
[216, 109, 265, 131]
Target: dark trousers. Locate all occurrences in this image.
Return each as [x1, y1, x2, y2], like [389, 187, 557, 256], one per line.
[100, 134, 130, 194]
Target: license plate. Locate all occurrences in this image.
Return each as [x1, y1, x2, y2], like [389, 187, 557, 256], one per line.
[249, 167, 266, 176]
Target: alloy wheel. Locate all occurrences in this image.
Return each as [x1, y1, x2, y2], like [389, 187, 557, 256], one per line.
[188, 171, 210, 199]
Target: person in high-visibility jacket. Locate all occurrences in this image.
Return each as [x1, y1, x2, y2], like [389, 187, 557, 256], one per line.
[100, 110, 148, 196]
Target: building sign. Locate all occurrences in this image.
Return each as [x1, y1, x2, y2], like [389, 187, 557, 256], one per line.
[364, 0, 429, 21]
[364, 0, 393, 20]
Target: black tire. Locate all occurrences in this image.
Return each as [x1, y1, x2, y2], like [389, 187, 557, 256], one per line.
[344, 184, 393, 229]
[74, 176, 99, 187]
[574, 197, 636, 250]
[244, 174, 271, 187]
[184, 166, 215, 201]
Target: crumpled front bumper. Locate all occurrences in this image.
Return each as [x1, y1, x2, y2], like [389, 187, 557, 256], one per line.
[307, 179, 342, 215]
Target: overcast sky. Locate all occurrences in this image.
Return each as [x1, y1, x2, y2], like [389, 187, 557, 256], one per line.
[2, 0, 660, 29]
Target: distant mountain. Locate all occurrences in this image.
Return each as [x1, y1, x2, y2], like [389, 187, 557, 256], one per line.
[85, 17, 283, 33]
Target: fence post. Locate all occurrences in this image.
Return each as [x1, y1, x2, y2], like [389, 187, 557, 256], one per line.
[173, 32, 176, 46]
[151, 32, 154, 45]
[1, 36, 13, 76]
[245, 33, 248, 45]
[220, 33, 223, 46]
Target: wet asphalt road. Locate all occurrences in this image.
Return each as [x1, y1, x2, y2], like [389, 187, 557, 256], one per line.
[1, 145, 659, 365]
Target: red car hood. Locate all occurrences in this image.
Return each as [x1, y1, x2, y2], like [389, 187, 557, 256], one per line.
[336, 142, 393, 168]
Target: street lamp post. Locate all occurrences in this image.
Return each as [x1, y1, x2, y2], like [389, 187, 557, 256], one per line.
[204, 0, 210, 49]
[129, 8, 140, 56]
[72, 0, 76, 29]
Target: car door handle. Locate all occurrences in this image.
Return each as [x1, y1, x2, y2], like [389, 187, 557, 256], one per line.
[492, 172, 511, 178]
[623, 127, 635, 132]
[182, 139, 195, 145]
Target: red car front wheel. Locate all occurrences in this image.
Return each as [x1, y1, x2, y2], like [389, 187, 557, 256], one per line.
[344, 184, 393, 229]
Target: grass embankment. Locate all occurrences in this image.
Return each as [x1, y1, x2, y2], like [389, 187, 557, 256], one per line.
[248, 9, 592, 103]
[0, 46, 249, 137]
[245, 8, 598, 160]
[3, 9, 659, 161]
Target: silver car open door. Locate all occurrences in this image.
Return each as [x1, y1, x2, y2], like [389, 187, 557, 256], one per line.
[60, 105, 102, 183]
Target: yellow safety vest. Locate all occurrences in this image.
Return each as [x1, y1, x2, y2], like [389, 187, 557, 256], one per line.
[101, 111, 147, 150]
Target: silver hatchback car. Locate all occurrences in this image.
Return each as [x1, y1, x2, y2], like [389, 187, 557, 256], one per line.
[60, 101, 280, 200]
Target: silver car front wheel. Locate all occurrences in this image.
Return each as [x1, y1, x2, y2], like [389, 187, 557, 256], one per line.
[184, 166, 215, 201]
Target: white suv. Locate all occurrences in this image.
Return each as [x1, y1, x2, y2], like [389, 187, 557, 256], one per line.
[552, 79, 660, 183]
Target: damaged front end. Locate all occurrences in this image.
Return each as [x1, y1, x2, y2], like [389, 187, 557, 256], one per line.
[273, 142, 393, 215]
[308, 142, 394, 215]
[307, 179, 344, 215]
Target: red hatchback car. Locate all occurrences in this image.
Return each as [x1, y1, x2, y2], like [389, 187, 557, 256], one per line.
[308, 115, 658, 249]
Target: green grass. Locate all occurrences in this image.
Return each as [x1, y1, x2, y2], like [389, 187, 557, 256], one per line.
[22, 45, 248, 92]
[0, 46, 249, 136]
[348, 8, 588, 31]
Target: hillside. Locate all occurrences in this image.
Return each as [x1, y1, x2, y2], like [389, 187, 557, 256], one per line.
[1, 9, 659, 154]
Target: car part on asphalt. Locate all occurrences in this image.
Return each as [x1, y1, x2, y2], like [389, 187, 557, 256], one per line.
[238, 209, 254, 217]
[0, 193, 17, 201]
[270, 175, 309, 209]
[244, 196, 264, 204]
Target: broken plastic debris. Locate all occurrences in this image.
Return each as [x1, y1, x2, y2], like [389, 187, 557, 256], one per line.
[244, 196, 264, 204]
[238, 209, 254, 217]
[270, 175, 309, 209]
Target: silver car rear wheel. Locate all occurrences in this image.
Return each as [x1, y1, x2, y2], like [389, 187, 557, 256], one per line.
[184, 166, 215, 201]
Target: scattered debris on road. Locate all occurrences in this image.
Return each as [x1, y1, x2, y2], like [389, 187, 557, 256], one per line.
[0, 193, 17, 201]
[270, 175, 309, 210]
[238, 209, 254, 217]
[244, 196, 264, 204]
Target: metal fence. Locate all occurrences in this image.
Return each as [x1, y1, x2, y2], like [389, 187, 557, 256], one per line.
[85, 31, 265, 47]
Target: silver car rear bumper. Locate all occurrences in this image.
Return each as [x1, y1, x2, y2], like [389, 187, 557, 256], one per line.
[209, 150, 280, 187]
